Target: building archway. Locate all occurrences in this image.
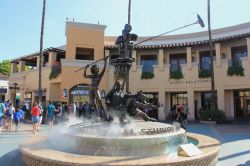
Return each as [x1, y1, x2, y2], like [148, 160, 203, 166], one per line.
[69, 84, 90, 104]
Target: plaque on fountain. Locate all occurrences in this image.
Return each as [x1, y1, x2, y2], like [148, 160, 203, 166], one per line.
[178, 143, 203, 157]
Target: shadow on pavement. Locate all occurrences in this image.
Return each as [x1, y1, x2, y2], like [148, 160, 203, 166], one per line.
[237, 160, 250, 166]
[0, 149, 24, 166]
[219, 150, 250, 161]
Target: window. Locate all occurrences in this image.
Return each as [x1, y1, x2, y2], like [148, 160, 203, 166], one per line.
[75, 47, 94, 60]
[231, 46, 247, 61]
[199, 51, 215, 70]
[169, 53, 186, 71]
[140, 55, 157, 79]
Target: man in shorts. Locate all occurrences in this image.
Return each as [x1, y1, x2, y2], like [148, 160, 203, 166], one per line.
[31, 102, 40, 134]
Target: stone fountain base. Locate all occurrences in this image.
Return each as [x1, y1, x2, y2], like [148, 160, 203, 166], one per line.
[20, 132, 220, 166]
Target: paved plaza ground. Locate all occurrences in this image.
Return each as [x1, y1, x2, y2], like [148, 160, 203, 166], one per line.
[0, 121, 250, 166]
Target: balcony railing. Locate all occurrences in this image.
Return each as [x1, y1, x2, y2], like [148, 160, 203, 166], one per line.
[198, 62, 211, 78]
[227, 59, 244, 76]
[141, 66, 154, 79]
[170, 64, 183, 79]
[49, 62, 62, 80]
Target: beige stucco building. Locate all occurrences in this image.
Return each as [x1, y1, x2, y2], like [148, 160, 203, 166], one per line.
[8, 21, 250, 121]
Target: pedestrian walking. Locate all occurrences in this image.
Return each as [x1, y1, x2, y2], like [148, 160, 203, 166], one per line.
[46, 101, 55, 128]
[31, 102, 40, 134]
[37, 102, 44, 131]
[13, 106, 22, 131]
[183, 102, 190, 125]
[176, 103, 187, 130]
[18, 106, 24, 128]
[5, 103, 15, 131]
[54, 103, 62, 123]
[0, 99, 6, 133]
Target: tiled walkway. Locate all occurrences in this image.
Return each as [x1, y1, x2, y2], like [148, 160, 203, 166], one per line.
[187, 123, 250, 166]
[0, 122, 250, 166]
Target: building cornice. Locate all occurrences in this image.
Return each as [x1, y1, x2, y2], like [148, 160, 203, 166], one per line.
[105, 22, 250, 49]
[61, 59, 104, 68]
[66, 21, 106, 33]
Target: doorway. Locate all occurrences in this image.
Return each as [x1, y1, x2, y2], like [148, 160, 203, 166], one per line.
[234, 90, 250, 118]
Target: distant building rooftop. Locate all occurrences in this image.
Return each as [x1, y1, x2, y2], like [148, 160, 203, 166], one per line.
[11, 22, 250, 62]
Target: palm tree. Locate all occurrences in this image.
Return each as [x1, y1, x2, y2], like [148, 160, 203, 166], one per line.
[208, 0, 216, 109]
[38, 0, 46, 102]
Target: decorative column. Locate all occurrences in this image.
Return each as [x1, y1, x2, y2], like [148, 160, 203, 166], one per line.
[215, 43, 221, 66]
[158, 49, 164, 71]
[131, 50, 137, 71]
[166, 52, 170, 65]
[48, 52, 57, 66]
[187, 89, 195, 120]
[10, 63, 17, 74]
[247, 37, 250, 63]
[217, 88, 225, 112]
[18, 61, 26, 72]
[186, 47, 192, 70]
[158, 89, 166, 121]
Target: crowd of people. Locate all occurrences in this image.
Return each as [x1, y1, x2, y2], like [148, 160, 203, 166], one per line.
[0, 100, 25, 133]
[0, 97, 190, 134]
[0, 99, 91, 134]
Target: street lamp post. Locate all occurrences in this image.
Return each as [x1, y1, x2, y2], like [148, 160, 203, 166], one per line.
[207, 0, 216, 109]
[13, 83, 17, 107]
[38, 0, 46, 103]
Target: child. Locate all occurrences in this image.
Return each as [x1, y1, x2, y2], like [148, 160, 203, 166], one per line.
[13, 106, 22, 131]
[18, 107, 24, 128]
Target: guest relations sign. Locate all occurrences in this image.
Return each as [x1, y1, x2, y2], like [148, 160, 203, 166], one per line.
[169, 79, 211, 85]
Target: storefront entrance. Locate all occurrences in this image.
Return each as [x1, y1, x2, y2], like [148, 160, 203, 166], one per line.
[234, 90, 250, 118]
[201, 92, 217, 110]
[170, 92, 187, 109]
[69, 84, 90, 104]
[144, 92, 158, 120]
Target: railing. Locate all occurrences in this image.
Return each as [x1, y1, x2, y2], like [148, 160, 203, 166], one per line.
[198, 62, 211, 78]
[141, 66, 154, 79]
[227, 59, 244, 76]
[170, 64, 183, 79]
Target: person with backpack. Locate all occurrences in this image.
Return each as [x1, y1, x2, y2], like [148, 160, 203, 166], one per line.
[0, 99, 6, 133]
[5, 103, 15, 131]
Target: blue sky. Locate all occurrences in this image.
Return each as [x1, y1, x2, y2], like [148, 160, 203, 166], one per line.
[0, 0, 250, 61]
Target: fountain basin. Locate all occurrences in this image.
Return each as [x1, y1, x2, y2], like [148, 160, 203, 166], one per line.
[20, 121, 220, 165]
[20, 133, 220, 166]
[51, 121, 186, 156]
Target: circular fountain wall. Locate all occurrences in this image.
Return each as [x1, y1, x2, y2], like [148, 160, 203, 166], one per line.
[51, 121, 186, 156]
[20, 121, 220, 166]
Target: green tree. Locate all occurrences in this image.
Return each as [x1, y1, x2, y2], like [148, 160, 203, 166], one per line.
[0, 60, 11, 76]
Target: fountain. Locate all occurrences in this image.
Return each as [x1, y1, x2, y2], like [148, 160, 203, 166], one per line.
[20, 1, 220, 165]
